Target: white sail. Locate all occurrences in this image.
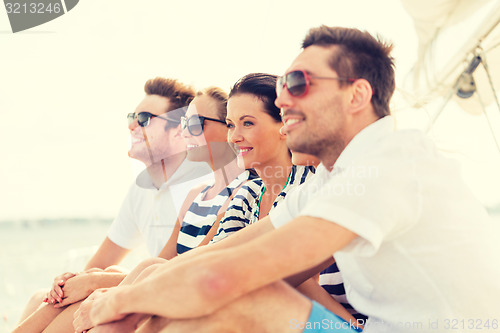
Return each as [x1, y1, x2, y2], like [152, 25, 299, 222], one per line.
[401, 0, 500, 115]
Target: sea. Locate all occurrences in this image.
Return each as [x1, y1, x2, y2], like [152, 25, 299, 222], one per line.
[0, 218, 148, 333]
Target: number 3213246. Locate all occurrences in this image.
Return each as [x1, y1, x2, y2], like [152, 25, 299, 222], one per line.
[5, 2, 62, 14]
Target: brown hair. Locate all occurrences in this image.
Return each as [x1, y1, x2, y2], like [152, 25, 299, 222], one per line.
[144, 77, 196, 122]
[229, 73, 281, 123]
[196, 87, 228, 120]
[302, 26, 395, 118]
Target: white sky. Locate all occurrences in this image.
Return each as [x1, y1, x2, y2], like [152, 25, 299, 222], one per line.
[1, 0, 499, 220]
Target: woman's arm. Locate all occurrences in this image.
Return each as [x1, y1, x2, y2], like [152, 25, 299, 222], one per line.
[157, 184, 206, 259]
[296, 278, 359, 326]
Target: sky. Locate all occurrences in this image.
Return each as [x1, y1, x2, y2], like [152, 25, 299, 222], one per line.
[1, 0, 499, 221]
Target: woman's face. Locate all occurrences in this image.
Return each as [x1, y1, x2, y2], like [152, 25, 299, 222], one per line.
[226, 94, 286, 170]
[182, 95, 229, 165]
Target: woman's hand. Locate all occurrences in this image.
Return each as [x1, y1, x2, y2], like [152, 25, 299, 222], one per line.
[46, 272, 77, 304]
[53, 272, 99, 308]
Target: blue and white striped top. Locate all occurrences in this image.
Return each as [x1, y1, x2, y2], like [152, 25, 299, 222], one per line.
[211, 165, 315, 242]
[319, 263, 368, 323]
[176, 170, 256, 255]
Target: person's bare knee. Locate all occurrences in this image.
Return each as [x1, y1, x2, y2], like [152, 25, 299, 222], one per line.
[136, 257, 167, 271]
[103, 265, 129, 273]
[223, 281, 312, 331]
[133, 260, 167, 282]
[18, 288, 49, 322]
[120, 258, 167, 285]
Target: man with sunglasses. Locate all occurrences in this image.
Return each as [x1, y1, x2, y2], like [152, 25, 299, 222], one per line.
[74, 27, 500, 333]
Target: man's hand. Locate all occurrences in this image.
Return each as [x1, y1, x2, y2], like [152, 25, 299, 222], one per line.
[73, 287, 127, 333]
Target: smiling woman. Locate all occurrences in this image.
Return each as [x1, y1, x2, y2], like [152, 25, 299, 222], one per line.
[212, 73, 316, 239]
[226, 73, 293, 219]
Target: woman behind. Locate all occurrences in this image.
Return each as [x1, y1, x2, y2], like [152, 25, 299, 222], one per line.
[213, 73, 315, 242]
[158, 87, 256, 257]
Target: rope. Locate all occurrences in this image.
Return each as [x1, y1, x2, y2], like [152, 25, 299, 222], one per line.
[475, 56, 500, 154]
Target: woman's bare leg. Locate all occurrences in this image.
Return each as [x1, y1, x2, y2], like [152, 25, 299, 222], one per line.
[17, 289, 48, 323]
[41, 301, 82, 333]
[12, 303, 64, 333]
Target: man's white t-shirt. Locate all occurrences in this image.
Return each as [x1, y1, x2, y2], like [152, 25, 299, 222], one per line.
[108, 158, 213, 256]
[270, 116, 500, 332]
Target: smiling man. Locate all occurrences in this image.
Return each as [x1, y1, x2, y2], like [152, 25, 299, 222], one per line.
[73, 27, 500, 333]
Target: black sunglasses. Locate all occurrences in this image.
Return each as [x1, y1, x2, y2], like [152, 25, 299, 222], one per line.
[127, 112, 180, 127]
[276, 69, 355, 97]
[181, 115, 226, 136]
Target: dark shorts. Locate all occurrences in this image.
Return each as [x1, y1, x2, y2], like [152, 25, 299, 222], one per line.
[304, 301, 363, 332]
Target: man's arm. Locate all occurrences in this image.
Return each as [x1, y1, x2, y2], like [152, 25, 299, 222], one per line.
[85, 237, 130, 270]
[284, 256, 335, 287]
[82, 216, 357, 326]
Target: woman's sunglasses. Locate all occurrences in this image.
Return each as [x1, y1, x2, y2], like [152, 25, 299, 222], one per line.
[127, 112, 180, 127]
[181, 115, 226, 136]
[276, 69, 355, 97]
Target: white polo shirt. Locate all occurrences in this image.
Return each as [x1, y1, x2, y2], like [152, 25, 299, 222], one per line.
[270, 116, 500, 332]
[108, 159, 213, 256]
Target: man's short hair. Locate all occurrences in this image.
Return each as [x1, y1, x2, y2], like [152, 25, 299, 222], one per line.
[302, 26, 395, 118]
[144, 77, 196, 123]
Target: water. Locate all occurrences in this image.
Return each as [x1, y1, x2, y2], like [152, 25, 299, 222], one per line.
[0, 219, 148, 333]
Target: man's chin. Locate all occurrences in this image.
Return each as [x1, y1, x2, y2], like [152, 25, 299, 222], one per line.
[128, 150, 151, 165]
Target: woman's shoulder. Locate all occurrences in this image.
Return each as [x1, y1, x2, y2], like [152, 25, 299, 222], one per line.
[230, 176, 263, 202]
[289, 165, 316, 186]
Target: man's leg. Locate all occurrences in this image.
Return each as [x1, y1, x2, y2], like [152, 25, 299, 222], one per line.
[148, 280, 313, 333]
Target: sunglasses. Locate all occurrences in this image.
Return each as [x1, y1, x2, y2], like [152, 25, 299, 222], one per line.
[181, 115, 226, 136]
[276, 69, 355, 97]
[127, 112, 180, 127]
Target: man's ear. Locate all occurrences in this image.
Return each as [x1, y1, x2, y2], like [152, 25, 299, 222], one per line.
[349, 79, 373, 113]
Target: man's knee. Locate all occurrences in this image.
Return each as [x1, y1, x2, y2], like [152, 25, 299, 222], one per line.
[137, 257, 167, 271]
[130, 258, 168, 283]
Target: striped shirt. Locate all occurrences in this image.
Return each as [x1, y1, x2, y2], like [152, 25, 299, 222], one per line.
[176, 170, 255, 255]
[211, 165, 315, 242]
[319, 263, 368, 323]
